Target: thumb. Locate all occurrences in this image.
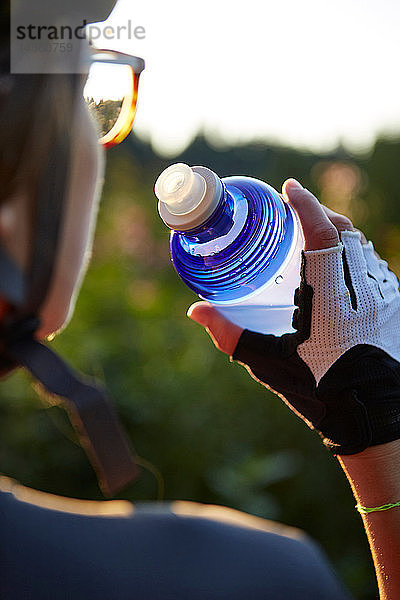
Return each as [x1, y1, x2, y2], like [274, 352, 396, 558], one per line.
[187, 301, 243, 355]
[282, 179, 339, 251]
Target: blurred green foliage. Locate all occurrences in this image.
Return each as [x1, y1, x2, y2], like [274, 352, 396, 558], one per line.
[2, 132, 400, 599]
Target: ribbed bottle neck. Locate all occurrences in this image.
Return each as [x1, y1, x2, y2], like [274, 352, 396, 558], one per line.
[177, 184, 235, 243]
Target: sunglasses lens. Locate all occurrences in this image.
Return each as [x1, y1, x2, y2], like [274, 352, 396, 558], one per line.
[84, 62, 139, 148]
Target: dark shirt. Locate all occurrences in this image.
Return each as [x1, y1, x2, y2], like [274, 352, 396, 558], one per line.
[0, 479, 352, 599]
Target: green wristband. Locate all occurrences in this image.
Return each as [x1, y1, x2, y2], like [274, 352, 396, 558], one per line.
[356, 501, 400, 514]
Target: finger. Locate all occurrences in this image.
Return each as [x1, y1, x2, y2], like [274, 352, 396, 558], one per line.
[322, 205, 354, 233]
[353, 228, 368, 245]
[320, 206, 370, 246]
[361, 241, 399, 298]
[378, 259, 400, 294]
[282, 179, 339, 251]
[321, 207, 368, 250]
[187, 301, 243, 355]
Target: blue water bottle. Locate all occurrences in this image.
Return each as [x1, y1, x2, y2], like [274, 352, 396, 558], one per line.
[154, 163, 304, 335]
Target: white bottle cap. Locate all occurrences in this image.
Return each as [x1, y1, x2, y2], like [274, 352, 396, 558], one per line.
[155, 163, 222, 231]
[155, 163, 205, 215]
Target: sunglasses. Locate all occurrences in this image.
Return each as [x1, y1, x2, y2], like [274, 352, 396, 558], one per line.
[83, 49, 145, 149]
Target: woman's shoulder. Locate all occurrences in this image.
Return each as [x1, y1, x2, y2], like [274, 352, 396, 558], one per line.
[0, 478, 352, 600]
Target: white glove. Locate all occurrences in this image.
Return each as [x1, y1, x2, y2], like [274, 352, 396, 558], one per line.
[233, 229, 400, 454]
[297, 230, 400, 384]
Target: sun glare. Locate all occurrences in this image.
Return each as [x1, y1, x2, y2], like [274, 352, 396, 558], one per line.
[94, 0, 400, 156]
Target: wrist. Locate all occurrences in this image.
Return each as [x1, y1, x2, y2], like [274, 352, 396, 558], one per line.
[338, 439, 400, 506]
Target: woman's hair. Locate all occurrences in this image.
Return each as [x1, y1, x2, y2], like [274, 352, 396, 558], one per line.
[0, 45, 80, 208]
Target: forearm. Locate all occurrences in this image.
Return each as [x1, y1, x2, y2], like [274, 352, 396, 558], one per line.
[338, 439, 400, 600]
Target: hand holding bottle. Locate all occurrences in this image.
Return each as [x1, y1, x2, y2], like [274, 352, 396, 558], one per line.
[189, 179, 400, 458]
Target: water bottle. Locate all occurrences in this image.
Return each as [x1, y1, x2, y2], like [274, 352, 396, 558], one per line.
[154, 163, 304, 335]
